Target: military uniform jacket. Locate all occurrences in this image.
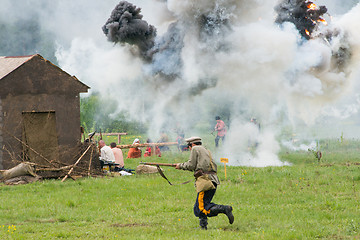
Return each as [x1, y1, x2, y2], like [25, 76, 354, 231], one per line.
[178, 145, 220, 185]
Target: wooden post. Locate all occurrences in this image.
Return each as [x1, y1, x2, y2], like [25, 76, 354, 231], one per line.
[94, 132, 127, 144]
[88, 145, 94, 177]
[151, 145, 155, 156]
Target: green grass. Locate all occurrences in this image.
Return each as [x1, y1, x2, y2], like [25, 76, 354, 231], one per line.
[1, 138, 360, 239]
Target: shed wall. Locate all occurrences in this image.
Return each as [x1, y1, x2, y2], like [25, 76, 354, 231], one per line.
[0, 93, 82, 169]
[0, 98, 3, 169]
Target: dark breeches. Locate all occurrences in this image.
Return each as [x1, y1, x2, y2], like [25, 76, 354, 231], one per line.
[215, 135, 225, 147]
[193, 183, 234, 229]
[194, 184, 217, 218]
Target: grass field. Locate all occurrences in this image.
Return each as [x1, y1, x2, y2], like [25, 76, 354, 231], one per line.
[1, 137, 360, 239]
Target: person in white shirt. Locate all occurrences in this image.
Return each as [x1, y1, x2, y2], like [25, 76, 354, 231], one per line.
[99, 140, 115, 163]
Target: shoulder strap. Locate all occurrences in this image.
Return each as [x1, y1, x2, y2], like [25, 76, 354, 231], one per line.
[207, 150, 216, 172]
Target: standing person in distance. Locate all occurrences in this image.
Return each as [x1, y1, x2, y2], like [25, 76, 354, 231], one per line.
[175, 136, 234, 230]
[214, 116, 227, 147]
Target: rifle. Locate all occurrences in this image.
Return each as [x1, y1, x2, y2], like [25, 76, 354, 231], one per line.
[140, 162, 177, 167]
[140, 162, 191, 185]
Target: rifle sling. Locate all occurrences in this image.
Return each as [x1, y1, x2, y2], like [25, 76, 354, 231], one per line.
[156, 165, 191, 186]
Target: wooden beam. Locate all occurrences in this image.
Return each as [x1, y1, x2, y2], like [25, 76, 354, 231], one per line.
[94, 133, 127, 136]
[117, 142, 178, 149]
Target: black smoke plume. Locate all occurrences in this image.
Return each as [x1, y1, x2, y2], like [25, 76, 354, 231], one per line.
[102, 1, 157, 61]
[275, 0, 327, 40]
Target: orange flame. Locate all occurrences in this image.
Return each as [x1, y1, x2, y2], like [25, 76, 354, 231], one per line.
[305, 29, 310, 36]
[318, 17, 327, 25]
[307, 3, 317, 10]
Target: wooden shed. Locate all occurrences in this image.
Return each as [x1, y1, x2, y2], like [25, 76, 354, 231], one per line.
[0, 54, 89, 170]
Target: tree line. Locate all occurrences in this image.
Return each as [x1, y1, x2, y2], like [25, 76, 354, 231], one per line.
[80, 92, 148, 135]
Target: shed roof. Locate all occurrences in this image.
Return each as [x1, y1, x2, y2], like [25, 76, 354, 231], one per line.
[0, 54, 90, 95]
[0, 55, 33, 79]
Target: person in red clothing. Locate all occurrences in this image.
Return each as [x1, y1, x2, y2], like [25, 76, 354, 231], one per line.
[127, 138, 142, 158]
[144, 138, 161, 157]
[214, 116, 226, 147]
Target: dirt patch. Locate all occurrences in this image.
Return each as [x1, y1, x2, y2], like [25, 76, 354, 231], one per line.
[221, 226, 240, 232]
[111, 223, 150, 228]
[25, 219, 57, 223]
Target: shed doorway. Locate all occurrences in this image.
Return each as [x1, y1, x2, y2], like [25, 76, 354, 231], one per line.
[22, 111, 59, 164]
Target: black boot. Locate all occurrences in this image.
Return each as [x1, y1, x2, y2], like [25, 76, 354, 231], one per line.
[223, 205, 234, 224]
[199, 217, 208, 230]
[208, 205, 234, 224]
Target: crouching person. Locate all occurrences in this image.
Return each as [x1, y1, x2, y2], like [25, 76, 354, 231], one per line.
[110, 142, 124, 171]
[99, 140, 115, 165]
[175, 136, 234, 230]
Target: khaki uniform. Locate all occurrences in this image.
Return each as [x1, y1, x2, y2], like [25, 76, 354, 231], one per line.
[178, 145, 220, 185]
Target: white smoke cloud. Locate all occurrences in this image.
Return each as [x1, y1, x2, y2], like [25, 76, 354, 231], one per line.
[55, 38, 145, 118]
[1, 0, 360, 167]
[281, 140, 317, 152]
[217, 119, 290, 166]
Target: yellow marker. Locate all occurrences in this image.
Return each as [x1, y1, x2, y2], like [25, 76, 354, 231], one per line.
[220, 158, 229, 179]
